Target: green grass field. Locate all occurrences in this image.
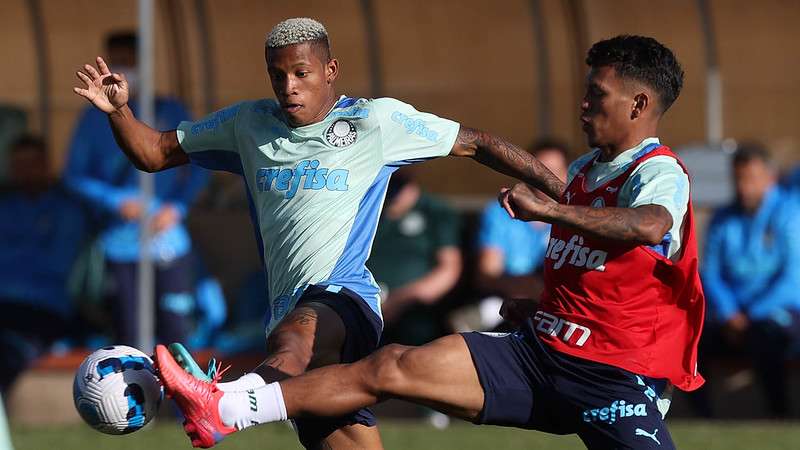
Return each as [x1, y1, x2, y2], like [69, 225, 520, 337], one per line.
[9, 420, 800, 450]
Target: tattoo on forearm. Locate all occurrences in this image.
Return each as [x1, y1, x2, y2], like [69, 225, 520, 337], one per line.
[556, 204, 672, 243]
[456, 127, 565, 199]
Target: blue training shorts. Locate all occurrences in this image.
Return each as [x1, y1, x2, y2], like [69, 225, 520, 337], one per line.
[461, 320, 674, 450]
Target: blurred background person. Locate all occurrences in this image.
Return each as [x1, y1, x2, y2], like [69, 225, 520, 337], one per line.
[63, 31, 208, 347]
[368, 169, 462, 347]
[783, 162, 800, 189]
[697, 143, 800, 418]
[472, 139, 569, 330]
[2, 1, 800, 443]
[209, 270, 270, 356]
[185, 257, 228, 351]
[0, 134, 86, 396]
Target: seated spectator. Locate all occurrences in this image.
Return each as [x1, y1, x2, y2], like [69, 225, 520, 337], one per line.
[698, 143, 800, 418]
[64, 31, 208, 346]
[367, 170, 462, 346]
[473, 140, 568, 329]
[186, 255, 228, 351]
[0, 135, 86, 395]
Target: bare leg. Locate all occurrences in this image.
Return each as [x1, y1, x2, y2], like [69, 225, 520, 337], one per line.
[250, 302, 383, 449]
[254, 303, 345, 381]
[281, 334, 485, 422]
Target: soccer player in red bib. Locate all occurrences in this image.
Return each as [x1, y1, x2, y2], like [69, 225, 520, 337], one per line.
[157, 35, 704, 450]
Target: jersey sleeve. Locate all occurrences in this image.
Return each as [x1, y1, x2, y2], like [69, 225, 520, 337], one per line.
[176, 102, 247, 174]
[623, 156, 690, 257]
[626, 157, 690, 225]
[371, 98, 460, 165]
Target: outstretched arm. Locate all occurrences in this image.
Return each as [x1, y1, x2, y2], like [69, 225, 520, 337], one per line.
[107, 105, 187, 172]
[450, 126, 565, 200]
[73, 57, 187, 172]
[500, 183, 672, 245]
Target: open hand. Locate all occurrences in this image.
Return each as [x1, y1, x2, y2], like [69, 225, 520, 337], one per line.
[498, 183, 558, 222]
[73, 56, 129, 113]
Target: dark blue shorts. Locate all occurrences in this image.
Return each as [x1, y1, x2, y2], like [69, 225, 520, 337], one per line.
[462, 320, 674, 450]
[292, 284, 382, 447]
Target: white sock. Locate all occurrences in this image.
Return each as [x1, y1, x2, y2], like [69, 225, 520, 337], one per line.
[217, 373, 266, 393]
[218, 382, 287, 430]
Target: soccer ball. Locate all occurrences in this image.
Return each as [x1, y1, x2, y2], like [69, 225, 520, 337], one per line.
[73, 345, 163, 434]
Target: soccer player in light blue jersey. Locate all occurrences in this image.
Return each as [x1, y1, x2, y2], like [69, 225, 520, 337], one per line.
[73, 18, 563, 449]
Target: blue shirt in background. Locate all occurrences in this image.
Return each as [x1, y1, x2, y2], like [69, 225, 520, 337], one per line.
[477, 201, 551, 276]
[0, 184, 86, 318]
[64, 99, 208, 263]
[785, 166, 800, 187]
[702, 186, 800, 323]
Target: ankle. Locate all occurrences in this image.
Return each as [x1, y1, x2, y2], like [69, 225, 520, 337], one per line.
[218, 382, 287, 430]
[217, 373, 267, 393]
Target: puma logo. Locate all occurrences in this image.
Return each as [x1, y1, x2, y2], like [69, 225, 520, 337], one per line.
[635, 428, 661, 445]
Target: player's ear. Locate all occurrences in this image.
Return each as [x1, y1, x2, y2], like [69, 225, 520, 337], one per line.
[326, 58, 339, 84]
[631, 92, 649, 120]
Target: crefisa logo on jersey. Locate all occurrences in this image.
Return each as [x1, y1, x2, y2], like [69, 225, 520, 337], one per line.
[191, 104, 240, 135]
[256, 159, 350, 199]
[391, 111, 439, 142]
[325, 120, 357, 147]
[546, 234, 608, 272]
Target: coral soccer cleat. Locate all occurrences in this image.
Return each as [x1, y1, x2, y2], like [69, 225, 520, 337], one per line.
[154, 344, 235, 448]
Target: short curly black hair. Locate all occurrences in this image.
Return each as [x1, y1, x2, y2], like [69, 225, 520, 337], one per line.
[732, 141, 772, 167]
[586, 35, 684, 113]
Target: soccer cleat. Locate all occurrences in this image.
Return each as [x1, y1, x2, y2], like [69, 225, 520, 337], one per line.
[155, 345, 235, 448]
[168, 342, 215, 382]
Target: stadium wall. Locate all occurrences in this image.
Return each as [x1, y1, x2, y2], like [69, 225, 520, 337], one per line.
[0, 0, 797, 194]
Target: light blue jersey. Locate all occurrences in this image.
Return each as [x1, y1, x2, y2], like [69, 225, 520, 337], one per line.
[176, 96, 459, 333]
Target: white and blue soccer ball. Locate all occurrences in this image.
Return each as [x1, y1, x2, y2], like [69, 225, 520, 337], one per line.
[73, 345, 163, 434]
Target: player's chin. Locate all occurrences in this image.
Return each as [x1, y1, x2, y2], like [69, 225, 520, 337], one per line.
[284, 111, 308, 127]
[280, 104, 305, 122]
[584, 129, 605, 148]
[581, 125, 595, 144]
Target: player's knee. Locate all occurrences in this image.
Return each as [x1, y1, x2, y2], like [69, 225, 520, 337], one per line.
[368, 344, 411, 396]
